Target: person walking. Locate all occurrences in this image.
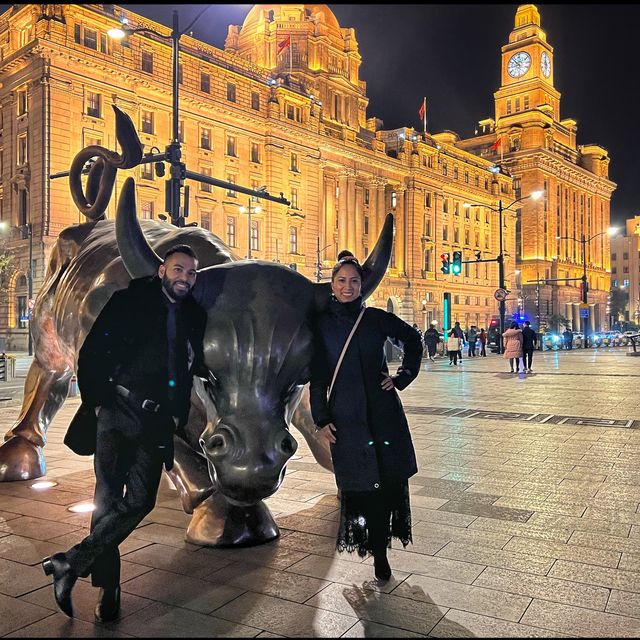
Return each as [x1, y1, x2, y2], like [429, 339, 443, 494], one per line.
[466, 325, 478, 357]
[452, 321, 464, 361]
[563, 327, 574, 350]
[447, 329, 462, 366]
[310, 255, 423, 582]
[503, 321, 524, 373]
[424, 323, 440, 362]
[478, 328, 487, 357]
[41, 245, 206, 621]
[522, 320, 538, 373]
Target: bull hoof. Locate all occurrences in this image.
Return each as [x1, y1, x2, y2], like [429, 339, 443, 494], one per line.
[186, 493, 278, 547]
[0, 436, 45, 482]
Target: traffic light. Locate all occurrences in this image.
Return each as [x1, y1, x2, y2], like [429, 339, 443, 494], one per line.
[440, 252, 450, 274]
[452, 251, 462, 275]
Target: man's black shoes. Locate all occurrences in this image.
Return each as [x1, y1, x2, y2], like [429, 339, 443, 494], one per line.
[95, 586, 121, 622]
[42, 553, 77, 618]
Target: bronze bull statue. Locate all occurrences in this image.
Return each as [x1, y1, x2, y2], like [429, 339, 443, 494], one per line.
[0, 107, 394, 546]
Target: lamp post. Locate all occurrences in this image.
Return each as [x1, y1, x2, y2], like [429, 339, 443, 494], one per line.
[464, 190, 543, 353]
[239, 200, 261, 260]
[556, 227, 617, 347]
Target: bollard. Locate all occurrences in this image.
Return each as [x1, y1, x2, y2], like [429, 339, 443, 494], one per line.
[68, 375, 79, 397]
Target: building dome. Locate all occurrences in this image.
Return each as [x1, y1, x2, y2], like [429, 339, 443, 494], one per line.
[240, 5, 342, 34]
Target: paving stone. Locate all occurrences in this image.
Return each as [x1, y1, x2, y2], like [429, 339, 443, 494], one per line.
[549, 558, 640, 593]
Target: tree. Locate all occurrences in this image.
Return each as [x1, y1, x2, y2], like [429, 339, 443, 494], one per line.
[546, 313, 570, 332]
[609, 288, 629, 323]
[0, 235, 16, 304]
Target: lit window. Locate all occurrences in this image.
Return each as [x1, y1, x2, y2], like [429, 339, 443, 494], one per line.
[201, 72, 210, 93]
[227, 82, 236, 102]
[17, 133, 28, 165]
[289, 226, 298, 254]
[226, 174, 237, 197]
[251, 221, 259, 252]
[226, 135, 237, 157]
[227, 216, 236, 246]
[290, 152, 299, 172]
[86, 91, 101, 118]
[200, 212, 210, 230]
[250, 142, 261, 164]
[140, 201, 154, 219]
[200, 167, 212, 192]
[251, 92, 260, 110]
[141, 110, 154, 135]
[16, 88, 27, 116]
[200, 128, 211, 150]
[141, 51, 153, 74]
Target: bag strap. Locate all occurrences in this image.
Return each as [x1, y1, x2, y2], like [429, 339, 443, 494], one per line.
[328, 307, 366, 400]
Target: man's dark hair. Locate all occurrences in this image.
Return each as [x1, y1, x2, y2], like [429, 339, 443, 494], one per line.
[510, 321, 519, 329]
[163, 244, 198, 262]
[524, 321, 531, 326]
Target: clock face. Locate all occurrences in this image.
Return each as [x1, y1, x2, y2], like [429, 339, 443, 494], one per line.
[507, 51, 531, 78]
[541, 52, 551, 77]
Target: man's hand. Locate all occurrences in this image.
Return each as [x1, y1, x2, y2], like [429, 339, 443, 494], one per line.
[381, 372, 395, 391]
[315, 423, 337, 444]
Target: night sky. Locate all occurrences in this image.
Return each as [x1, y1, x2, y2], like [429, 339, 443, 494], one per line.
[5, 4, 637, 226]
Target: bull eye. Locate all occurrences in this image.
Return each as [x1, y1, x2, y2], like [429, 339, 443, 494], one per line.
[281, 437, 294, 454]
[209, 434, 225, 449]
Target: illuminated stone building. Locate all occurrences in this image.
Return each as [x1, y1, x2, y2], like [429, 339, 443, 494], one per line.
[0, 3, 517, 349]
[459, 4, 616, 332]
[610, 217, 640, 324]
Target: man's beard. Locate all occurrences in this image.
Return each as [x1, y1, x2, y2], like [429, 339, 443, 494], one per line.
[162, 274, 191, 299]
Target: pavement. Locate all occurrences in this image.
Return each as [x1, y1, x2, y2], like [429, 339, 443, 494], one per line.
[1, 348, 640, 636]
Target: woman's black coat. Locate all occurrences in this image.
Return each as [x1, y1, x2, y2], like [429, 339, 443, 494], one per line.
[310, 298, 423, 492]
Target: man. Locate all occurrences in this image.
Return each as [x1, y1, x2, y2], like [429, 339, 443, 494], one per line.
[522, 320, 538, 373]
[563, 327, 574, 350]
[42, 245, 206, 622]
[466, 325, 478, 357]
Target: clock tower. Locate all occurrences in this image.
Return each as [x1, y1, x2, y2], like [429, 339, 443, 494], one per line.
[495, 4, 560, 124]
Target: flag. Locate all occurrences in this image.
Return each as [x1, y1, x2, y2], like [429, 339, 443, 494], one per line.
[418, 99, 426, 121]
[277, 35, 291, 56]
[488, 137, 502, 151]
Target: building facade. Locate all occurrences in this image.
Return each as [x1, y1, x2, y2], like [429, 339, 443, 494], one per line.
[459, 4, 616, 333]
[1, 4, 591, 350]
[610, 217, 640, 324]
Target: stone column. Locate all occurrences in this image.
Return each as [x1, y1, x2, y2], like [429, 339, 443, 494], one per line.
[347, 171, 357, 253]
[395, 186, 406, 274]
[323, 172, 336, 261]
[337, 171, 349, 252]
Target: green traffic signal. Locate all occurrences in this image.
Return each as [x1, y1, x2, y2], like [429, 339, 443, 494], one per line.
[452, 250, 462, 275]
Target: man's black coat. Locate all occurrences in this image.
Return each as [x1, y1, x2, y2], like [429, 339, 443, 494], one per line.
[65, 276, 206, 466]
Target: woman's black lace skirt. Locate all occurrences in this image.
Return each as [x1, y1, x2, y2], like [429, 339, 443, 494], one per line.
[336, 479, 412, 557]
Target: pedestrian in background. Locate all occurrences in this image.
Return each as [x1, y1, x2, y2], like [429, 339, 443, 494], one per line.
[447, 330, 462, 366]
[311, 255, 423, 583]
[522, 320, 537, 373]
[466, 325, 478, 357]
[478, 328, 487, 357]
[503, 321, 524, 373]
[424, 323, 440, 362]
[563, 327, 574, 350]
[452, 321, 464, 361]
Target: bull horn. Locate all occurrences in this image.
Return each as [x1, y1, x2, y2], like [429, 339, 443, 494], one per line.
[313, 212, 394, 309]
[116, 177, 162, 278]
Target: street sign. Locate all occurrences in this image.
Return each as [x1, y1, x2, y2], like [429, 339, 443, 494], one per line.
[494, 288, 508, 301]
[580, 307, 589, 318]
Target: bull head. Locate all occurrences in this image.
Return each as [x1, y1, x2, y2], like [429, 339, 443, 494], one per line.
[115, 177, 393, 504]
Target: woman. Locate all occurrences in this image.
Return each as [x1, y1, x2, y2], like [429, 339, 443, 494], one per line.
[447, 329, 462, 366]
[503, 321, 524, 373]
[478, 328, 487, 357]
[424, 324, 441, 362]
[310, 256, 423, 582]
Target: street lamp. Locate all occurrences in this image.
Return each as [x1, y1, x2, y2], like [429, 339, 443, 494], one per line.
[0, 222, 33, 355]
[464, 190, 543, 353]
[238, 200, 261, 260]
[556, 226, 617, 347]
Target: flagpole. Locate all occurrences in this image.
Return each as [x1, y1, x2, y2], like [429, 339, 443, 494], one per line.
[422, 97, 427, 135]
[500, 136, 504, 164]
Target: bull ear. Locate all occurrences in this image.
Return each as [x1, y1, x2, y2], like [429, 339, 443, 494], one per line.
[312, 213, 394, 311]
[116, 177, 162, 278]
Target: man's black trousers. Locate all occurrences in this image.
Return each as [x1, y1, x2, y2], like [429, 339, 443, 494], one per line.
[524, 348, 534, 369]
[65, 396, 169, 588]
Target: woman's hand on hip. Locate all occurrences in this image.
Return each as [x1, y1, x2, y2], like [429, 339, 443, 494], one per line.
[381, 373, 395, 391]
[315, 423, 337, 444]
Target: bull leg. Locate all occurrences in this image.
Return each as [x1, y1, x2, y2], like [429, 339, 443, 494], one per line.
[289, 385, 334, 473]
[0, 359, 73, 481]
[186, 493, 278, 547]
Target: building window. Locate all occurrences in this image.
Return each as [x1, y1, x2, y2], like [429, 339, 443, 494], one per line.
[364, 216, 369, 235]
[83, 27, 98, 50]
[454, 228, 459, 244]
[290, 152, 299, 172]
[227, 216, 236, 246]
[524, 95, 530, 110]
[251, 221, 259, 252]
[506, 99, 512, 115]
[291, 187, 299, 210]
[464, 230, 470, 245]
[17, 133, 27, 165]
[200, 212, 210, 230]
[200, 167, 212, 192]
[140, 200, 154, 219]
[250, 142, 261, 164]
[16, 88, 27, 116]
[226, 135, 237, 157]
[18, 189, 28, 226]
[443, 225, 448, 241]
[251, 91, 260, 111]
[226, 174, 237, 197]
[227, 82, 236, 102]
[141, 110, 154, 135]
[424, 192, 431, 208]
[424, 250, 431, 272]
[453, 166, 459, 180]
[391, 191, 397, 209]
[200, 127, 211, 150]
[141, 51, 153, 74]
[289, 226, 298, 254]
[286, 104, 302, 122]
[443, 199, 449, 214]
[611, 253, 617, 261]
[623, 279, 630, 287]
[200, 72, 210, 93]
[623, 252, 629, 260]
[86, 91, 101, 118]
[464, 171, 469, 183]
[442, 162, 448, 176]
[140, 162, 153, 180]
